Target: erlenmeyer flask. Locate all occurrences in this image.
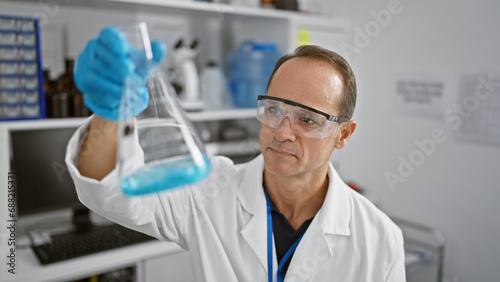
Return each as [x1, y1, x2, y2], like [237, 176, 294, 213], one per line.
[116, 22, 211, 196]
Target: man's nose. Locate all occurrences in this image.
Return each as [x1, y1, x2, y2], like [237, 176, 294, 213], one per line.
[275, 115, 296, 141]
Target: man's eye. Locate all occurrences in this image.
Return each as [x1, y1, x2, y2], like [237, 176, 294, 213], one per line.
[267, 106, 283, 115]
[299, 117, 319, 126]
[298, 116, 319, 128]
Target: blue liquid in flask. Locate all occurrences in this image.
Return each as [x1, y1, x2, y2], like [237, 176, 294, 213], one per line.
[120, 154, 211, 196]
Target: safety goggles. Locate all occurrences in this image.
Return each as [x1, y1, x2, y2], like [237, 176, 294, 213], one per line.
[257, 95, 350, 139]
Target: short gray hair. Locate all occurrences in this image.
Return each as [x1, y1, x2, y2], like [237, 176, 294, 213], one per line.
[267, 45, 357, 119]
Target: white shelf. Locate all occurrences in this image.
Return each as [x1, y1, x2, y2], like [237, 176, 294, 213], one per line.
[109, 0, 284, 19]
[0, 108, 255, 129]
[106, 0, 340, 22]
[0, 117, 88, 130]
[1, 240, 184, 282]
[187, 108, 256, 122]
[8, 0, 347, 25]
[205, 138, 260, 156]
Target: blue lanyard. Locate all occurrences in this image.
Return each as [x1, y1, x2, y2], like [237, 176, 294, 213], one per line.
[264, 189, 305, 282]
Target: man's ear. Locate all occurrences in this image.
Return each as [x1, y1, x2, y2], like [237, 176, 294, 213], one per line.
[335, 120, 357, 149]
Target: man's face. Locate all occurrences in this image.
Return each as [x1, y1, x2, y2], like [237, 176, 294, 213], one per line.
[260, 57, 345, 177]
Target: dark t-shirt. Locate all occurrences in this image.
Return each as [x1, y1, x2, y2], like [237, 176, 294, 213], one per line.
[268, 195, 314, 278]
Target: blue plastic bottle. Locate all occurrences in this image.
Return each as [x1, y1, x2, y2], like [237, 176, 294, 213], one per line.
[227, 41, 282, 108]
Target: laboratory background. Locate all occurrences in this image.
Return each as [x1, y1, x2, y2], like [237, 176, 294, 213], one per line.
[0, 0, 499, 281]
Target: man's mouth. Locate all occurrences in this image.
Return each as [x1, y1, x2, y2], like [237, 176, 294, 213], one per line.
[269, 147, 295, 157]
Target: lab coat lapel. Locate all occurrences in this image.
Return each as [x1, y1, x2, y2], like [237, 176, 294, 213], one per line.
[284, 219, 333, 282]
[284, 163, 352, 281]
[238, 155, 269, 272]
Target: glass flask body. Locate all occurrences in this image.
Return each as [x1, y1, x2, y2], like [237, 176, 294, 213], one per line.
[117, 23, 210, 196]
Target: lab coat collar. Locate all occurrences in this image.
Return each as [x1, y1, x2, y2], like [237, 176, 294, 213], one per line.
[237, 154, 265, 215]
[285, 162, 353, 281]
[237, 154, 352, 236]
[238, 154, 268, 272]
[237, 154, 353, 276]
[318, 162, 352, 237]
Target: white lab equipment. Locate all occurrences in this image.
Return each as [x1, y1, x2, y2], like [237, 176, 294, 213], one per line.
[200, 60, 226, 110]
[171, 38, 204, 111]
[392, 217, 445, 282]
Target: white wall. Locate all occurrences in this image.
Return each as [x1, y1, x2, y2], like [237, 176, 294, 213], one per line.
[323, 0, 500, 281]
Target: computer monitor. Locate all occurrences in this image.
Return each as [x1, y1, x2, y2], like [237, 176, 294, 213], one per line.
[0, 119, 91, 230]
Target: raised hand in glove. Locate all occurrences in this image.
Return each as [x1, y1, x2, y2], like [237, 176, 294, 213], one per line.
[74, 27, 166, 121]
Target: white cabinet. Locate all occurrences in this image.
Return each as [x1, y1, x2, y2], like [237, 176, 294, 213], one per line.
[288, 16, 349, 53]
[0, 239, 189, 282]
[143, 250, 195, 282]
[2, 0, 348, 79]
[2, 0, 348, 120]
[105, 0, 350, 54]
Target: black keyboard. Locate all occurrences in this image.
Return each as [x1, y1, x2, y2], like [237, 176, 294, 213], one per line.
[32, 224, 156, 265]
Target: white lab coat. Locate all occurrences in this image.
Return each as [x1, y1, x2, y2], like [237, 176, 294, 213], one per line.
[66, 118, 406, 282]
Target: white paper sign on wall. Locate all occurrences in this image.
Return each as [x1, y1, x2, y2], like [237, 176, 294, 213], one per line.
[392, 71, 450, 119]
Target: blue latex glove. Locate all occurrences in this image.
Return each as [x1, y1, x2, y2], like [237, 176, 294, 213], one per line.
[74, 27, 166, 121]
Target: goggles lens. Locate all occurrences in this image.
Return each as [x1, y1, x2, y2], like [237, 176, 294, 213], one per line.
[257, 96, 344, 139]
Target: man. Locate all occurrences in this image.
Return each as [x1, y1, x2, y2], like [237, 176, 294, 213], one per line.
[66, 27, 406, 281]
